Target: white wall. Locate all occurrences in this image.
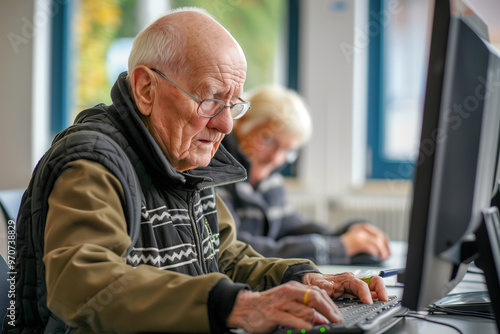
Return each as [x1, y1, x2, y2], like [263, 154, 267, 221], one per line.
[292, 0, 411, 233]
[298, 0, 368, 200]
[0, 0, 51, 190]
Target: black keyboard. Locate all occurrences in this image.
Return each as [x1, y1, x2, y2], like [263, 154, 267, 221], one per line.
[271, 296, 407, 334]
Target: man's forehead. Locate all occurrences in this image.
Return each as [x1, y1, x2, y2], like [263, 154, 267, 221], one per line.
[193, 65, 246, 94]
[202, 80, 243, 99]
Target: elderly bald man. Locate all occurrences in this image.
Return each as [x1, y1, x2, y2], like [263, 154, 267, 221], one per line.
[7, 8, 387, 334]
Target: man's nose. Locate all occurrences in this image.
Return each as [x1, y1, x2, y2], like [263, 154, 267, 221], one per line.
[207, 106, 233, 134]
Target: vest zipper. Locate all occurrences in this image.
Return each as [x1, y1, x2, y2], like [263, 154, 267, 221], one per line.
[189, 193, 207, 274]
[193, 177, 246, 274]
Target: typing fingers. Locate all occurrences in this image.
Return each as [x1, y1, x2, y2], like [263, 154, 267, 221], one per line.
[296, 285, 343, 324]
[305, 272, 388, 304]
[351, 275, 388, 304]
[367, 276, 389, 301]
[228, 283, 346, 333]
[271, 306, 316, 331]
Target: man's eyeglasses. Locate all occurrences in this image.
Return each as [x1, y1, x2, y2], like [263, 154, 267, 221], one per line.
[150, 68, 251, 120]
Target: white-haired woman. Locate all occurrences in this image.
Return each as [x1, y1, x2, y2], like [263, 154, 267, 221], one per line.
[218, 85, 391, 265]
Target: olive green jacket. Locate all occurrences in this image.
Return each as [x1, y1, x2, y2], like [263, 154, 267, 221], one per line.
[44, 160, 317, 333]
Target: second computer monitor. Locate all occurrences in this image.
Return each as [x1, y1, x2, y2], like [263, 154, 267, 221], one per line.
[402, 0, 500, 314]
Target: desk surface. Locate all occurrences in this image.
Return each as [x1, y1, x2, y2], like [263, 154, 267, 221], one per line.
[318, 241, 498, 334]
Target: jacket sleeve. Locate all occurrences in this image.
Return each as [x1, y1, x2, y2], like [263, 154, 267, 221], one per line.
[217, 188, 349, 265]
[43, 160, 240, 333]
[238, 231, 349, 265]
[215, 195, 319, 291]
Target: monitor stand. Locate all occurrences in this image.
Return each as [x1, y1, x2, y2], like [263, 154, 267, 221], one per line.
[473, 207, 500, 330]
[434, 290, 492, 313]
[437, 207, 500, 327]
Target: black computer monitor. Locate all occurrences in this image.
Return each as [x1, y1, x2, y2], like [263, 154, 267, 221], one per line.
[401, 0, 500, 328]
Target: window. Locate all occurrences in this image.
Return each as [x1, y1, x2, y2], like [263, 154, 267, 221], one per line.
[51, 0, 288, 130]
[366, 0, 432, 180]
[169, 0, 287, 90]
[75, 0, 134, 116]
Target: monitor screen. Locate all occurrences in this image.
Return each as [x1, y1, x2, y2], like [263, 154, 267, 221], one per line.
[402, 0, 500, 323]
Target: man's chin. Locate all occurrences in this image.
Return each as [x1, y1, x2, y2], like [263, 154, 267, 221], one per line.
[192, 154, 216, 169]
[171, 155, 213, 171]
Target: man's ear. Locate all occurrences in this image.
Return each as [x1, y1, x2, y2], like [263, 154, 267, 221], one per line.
[130, 66, 156, 116]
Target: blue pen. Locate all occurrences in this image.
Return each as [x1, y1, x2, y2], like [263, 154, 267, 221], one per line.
[378, 268, 404, 278]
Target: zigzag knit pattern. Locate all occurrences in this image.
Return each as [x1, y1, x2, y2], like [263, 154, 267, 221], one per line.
[126, 193, 220, 272]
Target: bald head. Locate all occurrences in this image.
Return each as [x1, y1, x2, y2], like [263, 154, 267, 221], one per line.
[128, 8, 246, 80]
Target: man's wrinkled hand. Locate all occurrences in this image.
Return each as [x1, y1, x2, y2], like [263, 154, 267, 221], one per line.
[302, 272, 388, 303]
[227, 281, 343, 333]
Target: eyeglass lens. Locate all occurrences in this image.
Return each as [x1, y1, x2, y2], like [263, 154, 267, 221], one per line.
[198, 99, 249, 119]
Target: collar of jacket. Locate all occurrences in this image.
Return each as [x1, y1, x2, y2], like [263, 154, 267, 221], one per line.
[222, 132, 252, 172]
[78, 72, 247, 191]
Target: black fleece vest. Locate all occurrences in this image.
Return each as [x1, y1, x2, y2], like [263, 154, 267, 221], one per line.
[6, 74, 246, 333]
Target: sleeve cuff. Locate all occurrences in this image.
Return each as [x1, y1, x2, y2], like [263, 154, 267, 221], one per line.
[207, 279, 250, 334]
[281, 263, 320, 284]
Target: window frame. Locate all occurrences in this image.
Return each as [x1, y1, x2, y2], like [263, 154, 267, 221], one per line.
[366, 0, 415, 181]
[50, 0, 73, 135]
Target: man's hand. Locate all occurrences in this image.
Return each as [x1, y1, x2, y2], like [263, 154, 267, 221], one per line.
[302, 272, 388, 303]
[227, 273, 388, 333]
[341, 223, 391, 260]
[226, 281, 342, 333]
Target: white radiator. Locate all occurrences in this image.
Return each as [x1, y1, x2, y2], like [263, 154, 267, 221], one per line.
[328, 195, 411, 241]
[288, 193, 411, 242]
